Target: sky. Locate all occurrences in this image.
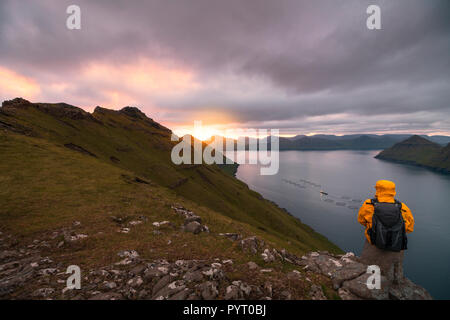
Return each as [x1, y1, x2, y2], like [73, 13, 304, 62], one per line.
[0, 0, 449, 138]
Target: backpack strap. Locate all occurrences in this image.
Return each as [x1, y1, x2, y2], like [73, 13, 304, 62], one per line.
[394, 199, 403, 211]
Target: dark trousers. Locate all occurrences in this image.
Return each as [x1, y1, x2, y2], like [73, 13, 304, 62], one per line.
[359, 240, 404, 283]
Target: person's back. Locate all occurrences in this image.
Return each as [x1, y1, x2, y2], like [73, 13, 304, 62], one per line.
[357, 180, 414, 283]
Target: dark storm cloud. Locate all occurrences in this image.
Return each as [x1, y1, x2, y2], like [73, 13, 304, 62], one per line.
[0, 0, 449, 134]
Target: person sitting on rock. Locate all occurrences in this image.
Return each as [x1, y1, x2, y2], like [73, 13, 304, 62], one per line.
[357, 180, 414, 284]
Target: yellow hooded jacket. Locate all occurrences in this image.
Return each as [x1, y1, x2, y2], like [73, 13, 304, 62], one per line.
[358, 180, 414, 244]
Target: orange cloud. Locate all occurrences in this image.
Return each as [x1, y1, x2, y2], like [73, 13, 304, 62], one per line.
[0, 66, 40, 100]
[82, 58, 199, 96]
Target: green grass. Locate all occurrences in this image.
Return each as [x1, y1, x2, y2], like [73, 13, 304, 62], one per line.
[0, 100, 341, 261]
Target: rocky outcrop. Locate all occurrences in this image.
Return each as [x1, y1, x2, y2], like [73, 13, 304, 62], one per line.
[172, 205, 210, 234]
[2, 98, 95, 121]
[0, 205, 432, 300]
[119, 106, 170, 132]
[219, 230, 432, 300]
[299, 251, 432, 300]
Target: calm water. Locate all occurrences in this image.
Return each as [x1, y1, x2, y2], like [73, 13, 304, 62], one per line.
[235, 150, 450, 299]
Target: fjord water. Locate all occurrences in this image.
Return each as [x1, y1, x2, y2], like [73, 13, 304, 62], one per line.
[235, 150, 450, 299]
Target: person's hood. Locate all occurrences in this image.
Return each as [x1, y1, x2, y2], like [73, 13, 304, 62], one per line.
[375, 180, 396, 202]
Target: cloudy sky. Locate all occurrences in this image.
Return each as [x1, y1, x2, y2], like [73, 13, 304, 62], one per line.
[0, 0, 449, 137]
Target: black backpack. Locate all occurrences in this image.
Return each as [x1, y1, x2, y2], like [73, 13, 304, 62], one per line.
[367, 198, 408, 252]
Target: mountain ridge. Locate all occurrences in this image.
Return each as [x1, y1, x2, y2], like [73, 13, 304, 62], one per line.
[206, 133, 449, 151]
[0, 97, 339, 251]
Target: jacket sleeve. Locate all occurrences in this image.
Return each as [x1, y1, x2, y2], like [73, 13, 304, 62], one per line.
[358, 199, 374, 227]
[401, 202, 414, 233]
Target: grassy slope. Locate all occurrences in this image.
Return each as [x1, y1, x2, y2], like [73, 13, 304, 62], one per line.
[0, 100, 341, 266]
[427, 143, 450, 172]
[375, 135, 450, 173]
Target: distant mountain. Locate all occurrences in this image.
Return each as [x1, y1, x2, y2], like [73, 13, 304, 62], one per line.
[427, 135, 450, 146]
[201, 133, 449, 151]
[375, 135, 450, 173]
[276, 134, 406, 150]
[285, 134, 306, 141]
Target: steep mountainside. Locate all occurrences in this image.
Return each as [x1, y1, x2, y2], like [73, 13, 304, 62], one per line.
[375, 135, 450, 173]
[0, 98, 337, 252]
[427, 143, 450, 172]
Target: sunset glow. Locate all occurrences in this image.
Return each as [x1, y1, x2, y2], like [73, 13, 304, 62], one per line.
[0, 67, 40, 100]
[0, 1, 448, 137]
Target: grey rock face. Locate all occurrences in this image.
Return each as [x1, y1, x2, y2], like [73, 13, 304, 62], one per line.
[341, 273, 390, 300]
[331, 261, 367, 289]
[300, 250, 432, 300]
[388, 278, 432, 300]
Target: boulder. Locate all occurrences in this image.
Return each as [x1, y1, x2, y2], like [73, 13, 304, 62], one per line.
[309, 284, 326, 300]
[388, 278, 432, 300]
[261, 249, 276, 262]
[330, 261, 367, 289]
[117, 250, 139, 259]
[183, 270, 204, 282]
[152, 275, 172, 296]
[341, 273, 389, 300]
[224, 285, 240, 300]
[240, 237, 264, 254]
[247, 261, 259, 270]
[184, 215, 202, 225]
[153, 280, 186, 300]
[127, 276, 143, 288]
[287, 270, 302, 280]
[184, 222, 203, 234]
[197, 281, 218, 300]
